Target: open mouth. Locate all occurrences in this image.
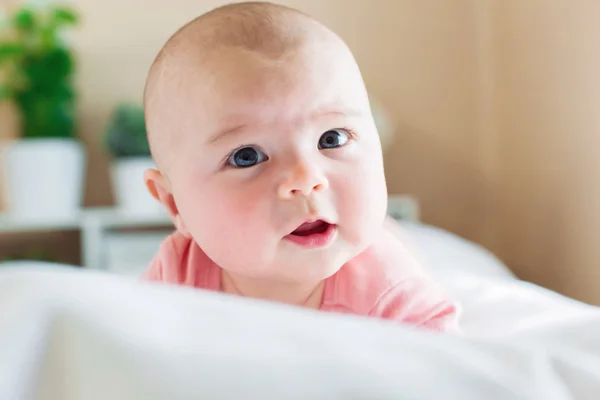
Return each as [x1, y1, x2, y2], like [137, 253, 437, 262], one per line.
[290, 220, 331, 236]
[285, 219, 337, 248]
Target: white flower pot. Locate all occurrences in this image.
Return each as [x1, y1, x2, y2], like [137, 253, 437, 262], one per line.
[2, 138, 86, 221]
[111, 157, 163, 216]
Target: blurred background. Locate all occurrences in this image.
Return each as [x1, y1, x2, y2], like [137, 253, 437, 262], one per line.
[1, 0, 600, 305]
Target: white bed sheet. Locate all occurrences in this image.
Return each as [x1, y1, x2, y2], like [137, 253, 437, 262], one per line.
[0, 223, 595, 399]
[400, 221, 516, 280]
[0, 263, 599, 400]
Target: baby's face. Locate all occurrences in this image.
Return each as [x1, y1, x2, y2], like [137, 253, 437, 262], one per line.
[161, 44, 388, 283]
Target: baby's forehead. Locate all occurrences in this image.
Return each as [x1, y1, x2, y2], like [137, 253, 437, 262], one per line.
[156, 44, 367, 142]
[195, 51, 361, 112]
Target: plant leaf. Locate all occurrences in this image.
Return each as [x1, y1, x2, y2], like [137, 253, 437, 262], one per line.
[12, 8, 36, 31]
[2, 4, 79, 139]
[104, 104, 150, 157]
[51, 7, 79, 27]
[0, 43, 25, 64]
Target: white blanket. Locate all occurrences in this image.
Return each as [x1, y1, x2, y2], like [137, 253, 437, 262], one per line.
[1, 263, 599, 400]
[399, 221, 516, 280]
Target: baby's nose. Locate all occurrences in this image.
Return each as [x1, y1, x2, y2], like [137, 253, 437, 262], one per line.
[277, 160, 329, 199]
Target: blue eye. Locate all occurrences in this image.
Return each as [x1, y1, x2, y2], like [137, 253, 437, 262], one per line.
[318, 129, 350, 149]
[228, 146, 267, 168]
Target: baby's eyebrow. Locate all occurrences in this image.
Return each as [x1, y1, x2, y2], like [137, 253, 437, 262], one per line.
[313, 107, 362, 119]
[207, 124, 247, 145]
[206, 107, 361, 145]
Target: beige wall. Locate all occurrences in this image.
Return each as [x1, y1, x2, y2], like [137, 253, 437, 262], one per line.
[490, 0, 600, 302]
[1, 0, 600, 304]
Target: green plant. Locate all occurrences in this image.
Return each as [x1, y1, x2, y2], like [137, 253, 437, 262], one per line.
[104, 103, 151, 158]
[0, 3, 79, 139]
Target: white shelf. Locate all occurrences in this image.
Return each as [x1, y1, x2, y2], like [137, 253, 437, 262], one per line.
[0, 213, 81, 233]
[82, 208, 173, 228]
[0, 207, 172, 233]
[0, 208, 174, 271]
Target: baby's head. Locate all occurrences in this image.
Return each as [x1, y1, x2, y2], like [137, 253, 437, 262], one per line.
[143, 2, 388, 284]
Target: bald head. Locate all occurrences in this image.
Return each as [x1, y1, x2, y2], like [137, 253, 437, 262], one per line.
[143, 2, 357, 170]
[155, 2, 317, 60]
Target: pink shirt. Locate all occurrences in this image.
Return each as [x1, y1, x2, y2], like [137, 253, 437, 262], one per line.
[143, 226, 459, 332]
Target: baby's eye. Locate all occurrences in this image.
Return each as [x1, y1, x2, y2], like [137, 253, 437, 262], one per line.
[318, 129, 350, 150]
[227, 146, 267, 168]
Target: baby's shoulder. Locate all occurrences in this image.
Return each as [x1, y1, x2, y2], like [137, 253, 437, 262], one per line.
[142, 231, 216, 288]
[324, 220, 458, 330]
[325, 223, 425, 313]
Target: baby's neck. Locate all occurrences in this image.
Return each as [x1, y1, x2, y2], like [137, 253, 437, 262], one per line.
[220, 270, 324, 309]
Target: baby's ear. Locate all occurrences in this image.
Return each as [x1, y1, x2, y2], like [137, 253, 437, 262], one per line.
[144, 169, 191, 238]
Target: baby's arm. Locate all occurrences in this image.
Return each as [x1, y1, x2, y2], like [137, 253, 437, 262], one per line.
[367, 218, 460, 332]
[369, 276, 459, 332]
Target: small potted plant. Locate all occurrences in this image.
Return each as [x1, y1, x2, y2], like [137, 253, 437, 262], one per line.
[0, 3, 84, 221]
[104, 103, 162, 216]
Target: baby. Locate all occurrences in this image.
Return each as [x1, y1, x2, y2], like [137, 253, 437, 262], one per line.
[141, 2, 459, 331]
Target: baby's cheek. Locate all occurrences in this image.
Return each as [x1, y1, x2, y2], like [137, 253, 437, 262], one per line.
[199, 187, 269, 243]
[189, 206, 258, 268]
[336, 159, 387, 242]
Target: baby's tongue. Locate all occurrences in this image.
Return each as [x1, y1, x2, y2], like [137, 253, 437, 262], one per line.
[292, 220, 327, 236]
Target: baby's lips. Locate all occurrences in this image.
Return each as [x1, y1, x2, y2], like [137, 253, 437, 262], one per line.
[291, 220, 330, 236]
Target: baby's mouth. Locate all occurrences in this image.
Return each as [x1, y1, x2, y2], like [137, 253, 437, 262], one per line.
[290, 220, 331, 236]
[285, 219, 337, 248]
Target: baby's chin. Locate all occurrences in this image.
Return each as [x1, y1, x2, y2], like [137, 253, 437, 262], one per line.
[281, 259, 346, 283]
[241, 245, 355, 284]
[287, 243, 362, 281]
[221, 258, 343, 285]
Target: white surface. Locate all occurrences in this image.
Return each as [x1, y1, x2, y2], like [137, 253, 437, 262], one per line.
[0, 207, 171, 233]
[104, 231, 170, 276]
[0, 264, 599, 399]
[111, 157, 164, 216]
[2, 138, 85, 222]
[0, 206, 172, 270]
[400, 221, 515, 280]
[78, 208, 171, 270]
